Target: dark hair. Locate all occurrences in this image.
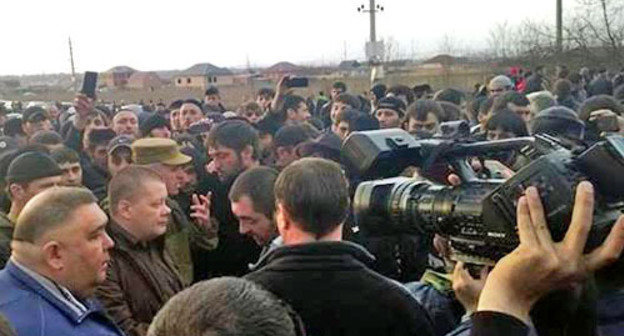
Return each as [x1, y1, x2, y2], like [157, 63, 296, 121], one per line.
[282, 95, 305, 114]
[553, 79, 573, 98]
[50, 146, 80, 165]
[335, 108, 360, 125]
[254, 117, 282, 136]
[467, 97, 484, 121]
[492, 91, 530, 112]
[578, 95, 624, 121]
[4, 118, 25, 137]
[87, 128, 116, 150]
[274, 158, 349, 237]
[370, 83, 387, 100]
[335, 93, 361, 111]
[205, 85, 219, 96]
[169, 99, 184, 110]
[207, 120, 260, 159]
[437, 101, 461, 122]
[357, 95, 371, 114]
[29, 130, 63, 146]
[406, 99, 444, 122]
[387, 85, 415, 105]
[182, 98, 203, 110]
[531, 106, 585, 140]
[351, 114, 380, 132]
[239, 101, 263, 115]
[274, 125, 312, 149]
[87, 109, 111, 127]
[14, 187, 97, 243]
[332, 81, 347, 92]
[257, 87, 276, 98]
[479, 96, 496, 117]
[486, 109, 529, 136]
[433, 88, 464, 106]
[148, 277, 298, 336]
[108, 165, 164, 215]
[229, 167, 279, 219]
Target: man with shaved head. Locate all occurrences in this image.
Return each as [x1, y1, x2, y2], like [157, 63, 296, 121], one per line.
[0, 187, 123, 336]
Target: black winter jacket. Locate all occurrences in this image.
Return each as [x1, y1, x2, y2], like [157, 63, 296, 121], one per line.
[245, 240, 436, 336]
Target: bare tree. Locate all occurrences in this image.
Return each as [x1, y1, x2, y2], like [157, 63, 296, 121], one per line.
[484, 0, 623, 67]
[382, 36, 399, 62]
[487, 21, 515, 59]
[438, 34, 460, 55]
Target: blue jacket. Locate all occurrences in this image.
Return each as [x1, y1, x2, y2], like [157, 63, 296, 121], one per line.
[0, 260, 124, 336]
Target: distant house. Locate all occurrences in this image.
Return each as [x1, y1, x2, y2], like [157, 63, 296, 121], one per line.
[420, 55, 471, 69]
[103, 66, 136, 88]
[173, 63, 234, 89]
[337, 60, 366, 76]
[262, 62, 306, 79]
[127, 72, 163, 90]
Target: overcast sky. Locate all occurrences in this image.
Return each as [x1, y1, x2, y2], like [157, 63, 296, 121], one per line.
[2, 0, 566, 76]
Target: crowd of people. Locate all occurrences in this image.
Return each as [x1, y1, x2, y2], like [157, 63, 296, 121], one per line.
[0, 64, 623, 336]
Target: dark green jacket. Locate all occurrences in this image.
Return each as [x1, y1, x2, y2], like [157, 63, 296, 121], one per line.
[0, 213, 15, 269]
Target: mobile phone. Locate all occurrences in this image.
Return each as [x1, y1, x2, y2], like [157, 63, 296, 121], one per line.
[81, 71, 98, 98]
[285, 77, 309, 88]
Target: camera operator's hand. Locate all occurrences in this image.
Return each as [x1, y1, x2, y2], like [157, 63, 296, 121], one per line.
[589, 109, 624, 134]
[452, 261, 489, 314]
[478, 182, 624, 324]
[433, 234, 451, 258]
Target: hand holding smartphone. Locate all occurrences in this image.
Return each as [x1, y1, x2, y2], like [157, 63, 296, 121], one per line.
[81, 71, 98, 99]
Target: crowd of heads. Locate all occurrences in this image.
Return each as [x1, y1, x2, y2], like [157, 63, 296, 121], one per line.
[1, 65, 624, 335]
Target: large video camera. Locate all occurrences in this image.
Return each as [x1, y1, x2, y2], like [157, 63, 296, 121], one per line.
[342, 128, 624, 264]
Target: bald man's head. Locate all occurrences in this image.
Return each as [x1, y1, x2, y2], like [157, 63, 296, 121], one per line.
[11, 186, 113, 298]
[13, 187, 97, 243]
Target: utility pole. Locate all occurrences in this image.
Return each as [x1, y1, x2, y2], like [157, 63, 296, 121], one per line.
[68, 37, 77, 91]
[357, 1, 385, 83]
[556, 0, 563, 55]
[369, 0, 377, 42]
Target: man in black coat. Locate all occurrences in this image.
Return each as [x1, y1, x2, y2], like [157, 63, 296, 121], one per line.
[245, 158, 435, 336]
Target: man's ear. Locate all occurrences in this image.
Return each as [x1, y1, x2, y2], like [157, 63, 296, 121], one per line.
[9, 183, 25, 202]
[275, 202, 291, 235]
[286, 108, 296, 120]
[41, 241, 64, 271]
[21, 123, 29, 136]
[241, 145, 254, 163]
[116, 199, 133, 220]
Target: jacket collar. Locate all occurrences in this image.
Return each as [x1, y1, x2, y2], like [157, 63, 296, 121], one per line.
[0, 212, 14, 229]
[5, 259, 104, 324]
[108, 220, 146, 249]
[251, 240, 376, 271]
